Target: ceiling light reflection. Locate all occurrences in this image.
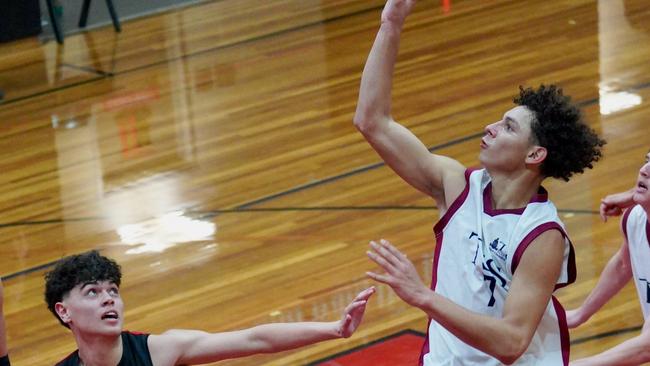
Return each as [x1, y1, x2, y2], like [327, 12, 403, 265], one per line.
[599, 87, 642, 115]
[117, 211, 216, 254]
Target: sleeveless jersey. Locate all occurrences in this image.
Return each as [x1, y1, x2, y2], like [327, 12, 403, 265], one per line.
[420, 169, 576, 365]
[56, 331, 153, 366]
[622, 205, 650, 318]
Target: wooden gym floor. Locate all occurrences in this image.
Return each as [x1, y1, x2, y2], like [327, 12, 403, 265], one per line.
[0, 0, 649, 364]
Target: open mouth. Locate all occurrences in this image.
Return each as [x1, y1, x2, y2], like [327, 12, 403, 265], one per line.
[101, 311, 119, 320]
[639, 181, 648, 190]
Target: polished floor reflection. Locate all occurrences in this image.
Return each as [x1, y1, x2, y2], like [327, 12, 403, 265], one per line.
[1, 0, 650, 364]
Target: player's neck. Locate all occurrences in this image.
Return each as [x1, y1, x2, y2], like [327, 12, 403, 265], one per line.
[489, 171, 544, 210]
[75, 331, 122, 366]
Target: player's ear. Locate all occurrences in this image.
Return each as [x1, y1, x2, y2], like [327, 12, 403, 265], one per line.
[55, 302, 72, 324]
[526, 145, 547, 165]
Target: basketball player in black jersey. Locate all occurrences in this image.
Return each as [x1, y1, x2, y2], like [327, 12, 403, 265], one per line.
[42, 251, 374, 366]
[0, 279, 9, 366]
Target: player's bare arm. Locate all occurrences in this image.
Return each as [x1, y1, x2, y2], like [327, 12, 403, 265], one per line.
[570, 316, 650, 366]
[148, 287, 374, 365]
[566, 238, 632, 328]
[353, 0, 465, 211]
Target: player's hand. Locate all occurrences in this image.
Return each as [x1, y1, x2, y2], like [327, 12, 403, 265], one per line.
[381, 0, 417, 28]
[336, 287, 375, 338]
[366, 239, 429, 308]
[600, 189, 635, 222]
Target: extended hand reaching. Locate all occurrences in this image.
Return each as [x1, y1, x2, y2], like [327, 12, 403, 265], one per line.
[366, 239, 430, 308]
[337, 287, 375, 338]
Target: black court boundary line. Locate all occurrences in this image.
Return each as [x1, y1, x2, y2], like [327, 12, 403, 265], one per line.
[571, 325, 643, 345]
[113, 5, 386, 78]
[0, 4, 385, 106]
[0, 216, 104, 229]
[195, 206, 598, 218]
[61, 62, 111, 77]
[0, 250, 96, 282]
[306, 329, 426, 366]
[235, 131, 483, 209]
[0, 207, 598, 230]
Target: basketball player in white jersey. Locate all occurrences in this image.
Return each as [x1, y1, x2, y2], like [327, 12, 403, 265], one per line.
[354, 0, 605, 364]
[566, 151, 650, 365]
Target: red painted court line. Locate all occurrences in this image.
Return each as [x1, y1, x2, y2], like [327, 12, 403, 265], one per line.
[310, 330, 425, 366]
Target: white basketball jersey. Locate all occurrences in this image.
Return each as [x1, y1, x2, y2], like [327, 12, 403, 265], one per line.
[420, 169, 575, 366]
[622, 205, 650, 318]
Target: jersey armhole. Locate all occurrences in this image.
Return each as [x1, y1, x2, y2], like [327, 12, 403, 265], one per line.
[510, 222, 576, 289]
[433, 168, 477, 235]
[621, 206, 633, 242]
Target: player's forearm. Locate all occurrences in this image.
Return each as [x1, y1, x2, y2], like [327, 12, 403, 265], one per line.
[574, 252, 631, 323]
[353, 22, 402, 132]
[249, 321, 341, 353]
[416, 291, 530, 364]
[571, 335, 650, 366]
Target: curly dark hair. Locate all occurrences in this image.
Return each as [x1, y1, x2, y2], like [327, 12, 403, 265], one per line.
[44, 250, 122, 328]
[514, 85, 606, 181]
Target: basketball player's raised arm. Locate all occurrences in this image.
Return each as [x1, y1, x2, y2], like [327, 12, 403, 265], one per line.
[353, 0, 464, 210]
[367, 233, 564, 365]
[147, 287, 374, 365]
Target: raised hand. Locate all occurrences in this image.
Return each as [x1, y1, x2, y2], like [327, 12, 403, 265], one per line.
[337, 287, 375, 338]
[380, 0, 418, 27]
[366, 239, 429, 308]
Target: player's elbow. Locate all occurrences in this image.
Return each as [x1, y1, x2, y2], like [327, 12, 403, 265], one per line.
[494, 331, 531, 365]
[495, 347, 525, 365]
[353, 109, 389, 137]
[352, 112, 374, 135]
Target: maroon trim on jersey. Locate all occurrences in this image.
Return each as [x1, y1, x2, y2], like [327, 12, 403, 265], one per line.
[646, 218, 650, 247]
[423, 168, 475, 364]
[511, 222, 576, 290]
[418, 319, 432, 366]
[552, 296, 571, 366]
[622, 206, 632, 242]
[482, 184, 549, 216]
[432, 168, 475, 235]
[432, 168, 474, 289]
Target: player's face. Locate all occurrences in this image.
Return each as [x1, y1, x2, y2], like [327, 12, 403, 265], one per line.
[58, 280, 124, 337]
[479, 106, 538, 173]
[633, 151, 650, 208]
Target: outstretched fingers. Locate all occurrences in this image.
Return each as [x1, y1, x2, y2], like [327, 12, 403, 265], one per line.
[353, 287, 376, 302]
[367, 240, 401, 270]
[378, 239, 408, 261]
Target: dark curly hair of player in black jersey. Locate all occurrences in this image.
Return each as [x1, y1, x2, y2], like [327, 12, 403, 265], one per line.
[44, 250, 122, 328]
[514, 84, 606, 181]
